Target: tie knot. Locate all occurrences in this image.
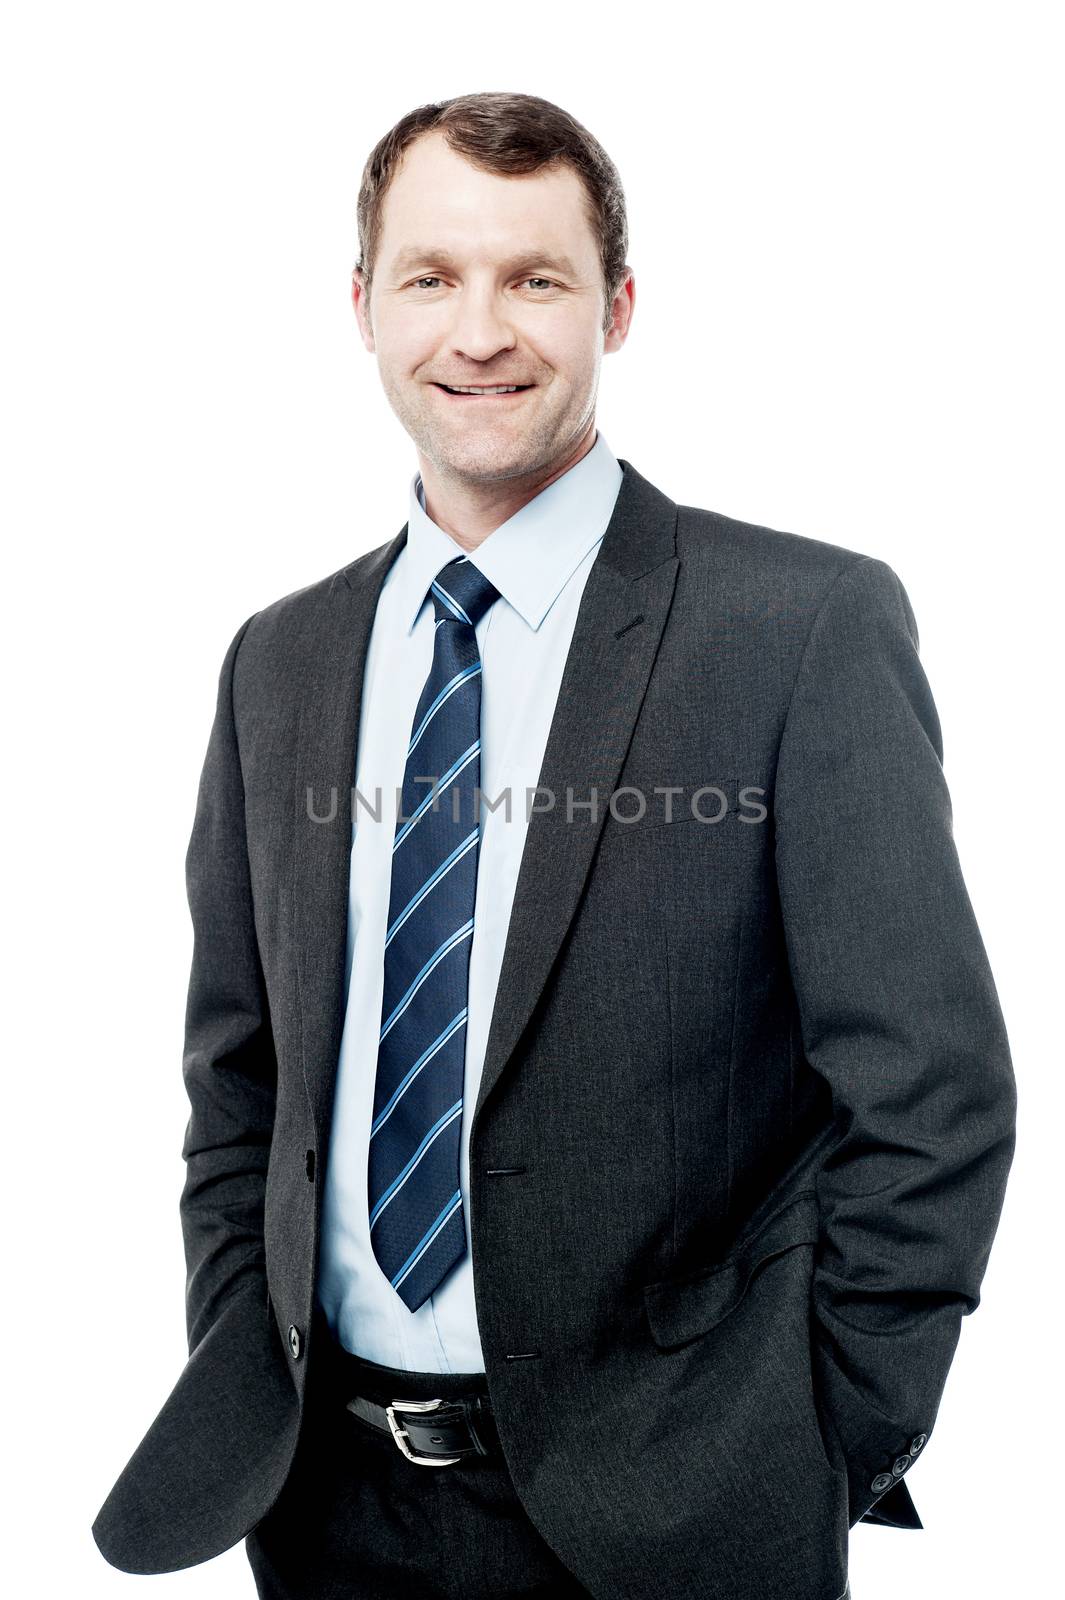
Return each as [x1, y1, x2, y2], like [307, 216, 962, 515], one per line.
[430, 556, 501, 631]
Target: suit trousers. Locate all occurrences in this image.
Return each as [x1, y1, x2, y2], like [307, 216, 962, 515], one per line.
[244, 1307, 591, 1599]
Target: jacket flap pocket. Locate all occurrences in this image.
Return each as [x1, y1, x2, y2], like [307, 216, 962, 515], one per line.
[642, 1191, 820, 1348]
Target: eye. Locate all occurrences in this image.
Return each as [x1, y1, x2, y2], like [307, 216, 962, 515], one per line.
[407, 275, 559, 292]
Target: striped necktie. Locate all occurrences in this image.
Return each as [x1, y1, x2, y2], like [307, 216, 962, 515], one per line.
[368, 554, 502, 1312]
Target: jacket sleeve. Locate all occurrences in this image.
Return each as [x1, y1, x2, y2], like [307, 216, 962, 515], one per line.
[773, 555, 1017, 1529]
[179, 613, 278, 1356]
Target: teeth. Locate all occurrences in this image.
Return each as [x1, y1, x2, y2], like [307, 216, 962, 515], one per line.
[443, 384, 521, 394]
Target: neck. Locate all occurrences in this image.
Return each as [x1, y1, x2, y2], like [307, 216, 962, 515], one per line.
[418, 423, 598, 553]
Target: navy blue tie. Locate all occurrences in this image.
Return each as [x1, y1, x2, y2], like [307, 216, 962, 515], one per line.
[368, 555, 502, 1312]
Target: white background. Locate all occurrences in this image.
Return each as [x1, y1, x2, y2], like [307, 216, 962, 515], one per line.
[3, 2, 1060, 1595]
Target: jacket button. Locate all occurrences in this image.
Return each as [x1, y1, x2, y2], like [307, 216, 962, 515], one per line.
[288, 1325, 302, 1359]
[910, 1433, 927, 1454]
[870, 1472, 894, 1494]
[892, 1454, 911, 1475]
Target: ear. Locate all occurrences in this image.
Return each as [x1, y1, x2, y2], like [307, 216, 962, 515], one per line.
[604, 268, 635, 354]
[352, 269, 375, 352]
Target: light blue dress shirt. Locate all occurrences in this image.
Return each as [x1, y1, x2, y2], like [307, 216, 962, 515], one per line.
[315, 429, 624, 1373]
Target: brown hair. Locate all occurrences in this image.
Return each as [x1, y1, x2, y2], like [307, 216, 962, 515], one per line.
[355, 91, 630, 333]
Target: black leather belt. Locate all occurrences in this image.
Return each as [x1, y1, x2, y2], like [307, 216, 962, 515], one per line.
[345, 1391, 500, 1466]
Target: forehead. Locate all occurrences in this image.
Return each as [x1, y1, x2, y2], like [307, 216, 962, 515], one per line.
[377, 131, 596, 268]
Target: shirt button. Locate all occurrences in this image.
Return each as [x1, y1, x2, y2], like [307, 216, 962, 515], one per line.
[871, 1472, 894, 1494]
[892, 1454, 911, 1475]
[288, 1325, 302, 1359]
[910, 1433, 927, 1454]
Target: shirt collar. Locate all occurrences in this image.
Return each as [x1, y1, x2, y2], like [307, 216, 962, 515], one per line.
[396, 429, 623, 636]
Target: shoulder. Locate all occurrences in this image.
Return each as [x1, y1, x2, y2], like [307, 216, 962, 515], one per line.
[675, 500, 869, 588]
[245, 562, 353, 638]
[234, 530, 401, 666]
[674, 501, 914, 647]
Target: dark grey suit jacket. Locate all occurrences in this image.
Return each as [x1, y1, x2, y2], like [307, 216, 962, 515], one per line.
[92, 460, 1016, 1599]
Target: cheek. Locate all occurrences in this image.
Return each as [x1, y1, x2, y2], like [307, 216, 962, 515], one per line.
[373, 318, 440, 371]
[539, 327, 601, 384]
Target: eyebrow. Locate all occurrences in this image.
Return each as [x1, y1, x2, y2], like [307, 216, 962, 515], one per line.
[388, 246, 580, 278]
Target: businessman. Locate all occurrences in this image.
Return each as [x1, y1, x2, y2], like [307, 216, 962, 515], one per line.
[92, 91, 1017, 1600]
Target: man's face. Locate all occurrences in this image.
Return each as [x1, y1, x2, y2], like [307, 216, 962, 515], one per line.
[353, 130, 628, 485]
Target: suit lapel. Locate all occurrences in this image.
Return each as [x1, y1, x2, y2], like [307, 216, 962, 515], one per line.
[293, 459, 680, 1146]
[293, 530, 403, 1140]
[471, 466, 679, 1129]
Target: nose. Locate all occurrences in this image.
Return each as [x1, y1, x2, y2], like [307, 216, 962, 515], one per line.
[445, 286, 519, 365]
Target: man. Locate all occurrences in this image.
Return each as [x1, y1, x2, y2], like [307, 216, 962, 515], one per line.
[92, 91, 1016, 1600]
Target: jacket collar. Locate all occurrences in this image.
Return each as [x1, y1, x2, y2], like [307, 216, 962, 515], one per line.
[395, 429, 624, 635]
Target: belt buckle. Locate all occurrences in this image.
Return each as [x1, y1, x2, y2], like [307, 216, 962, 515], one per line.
[385, 1397, 462, 1466]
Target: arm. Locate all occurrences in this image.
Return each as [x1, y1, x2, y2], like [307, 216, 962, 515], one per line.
[773, 556, 1017, 1528]
[179, 613, 277, 1355]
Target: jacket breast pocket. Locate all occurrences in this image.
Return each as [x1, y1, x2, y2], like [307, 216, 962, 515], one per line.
[641, 1191, 821, 1347]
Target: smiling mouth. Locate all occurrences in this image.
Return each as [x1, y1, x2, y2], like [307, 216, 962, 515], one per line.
[433, 383, 534, 398]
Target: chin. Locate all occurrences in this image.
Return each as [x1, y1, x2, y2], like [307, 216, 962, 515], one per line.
[431, 436, 538, 479]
